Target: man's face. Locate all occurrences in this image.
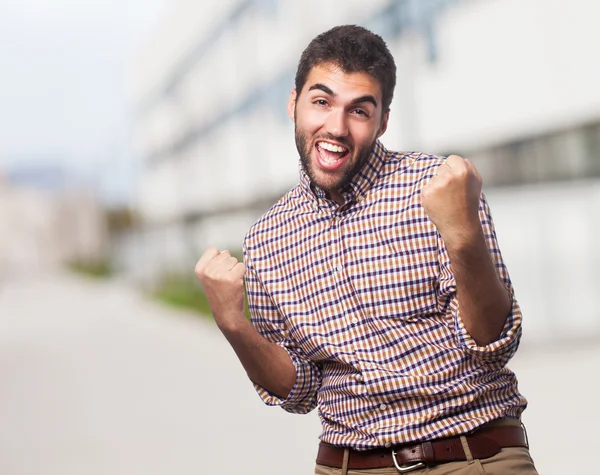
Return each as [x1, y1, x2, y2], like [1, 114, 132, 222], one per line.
[288, 62, 389, 203]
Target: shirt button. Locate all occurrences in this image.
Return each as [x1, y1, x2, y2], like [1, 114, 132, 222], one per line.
[364, 362, 372, 369]
[385, 442, 392, 448]
[379, 404, 387, 411]
[336, 264, 343, 272]
[351, 317, 359, 324]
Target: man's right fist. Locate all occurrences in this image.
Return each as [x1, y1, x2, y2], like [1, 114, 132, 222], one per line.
[194, 247, 247, 331]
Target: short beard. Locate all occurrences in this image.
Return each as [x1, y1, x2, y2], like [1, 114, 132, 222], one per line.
[295, 126, 373, 196]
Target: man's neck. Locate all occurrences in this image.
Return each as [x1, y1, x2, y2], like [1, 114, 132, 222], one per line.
[328, 189, 345, 205]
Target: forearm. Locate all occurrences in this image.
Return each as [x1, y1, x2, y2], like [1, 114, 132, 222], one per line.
[445, 224, 512, 346]
[219, 316, 297, 399]
[195, 247, 298, 399]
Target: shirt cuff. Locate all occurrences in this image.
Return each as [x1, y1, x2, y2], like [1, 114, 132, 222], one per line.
[253, 342, 321, 414]
[454, 295, 523, 368]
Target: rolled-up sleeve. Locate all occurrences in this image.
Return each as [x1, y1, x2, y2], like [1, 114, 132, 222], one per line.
[243, 243, 322, 414]
[437, 193, 522, 369]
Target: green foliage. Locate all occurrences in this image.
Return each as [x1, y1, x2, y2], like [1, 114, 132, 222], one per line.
[152, 272, 251, 321]
[153, 274, 213, 316]
[67, 259, 112, 278]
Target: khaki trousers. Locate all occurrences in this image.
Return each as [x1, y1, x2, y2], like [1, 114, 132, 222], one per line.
[314, 420, 538, 475]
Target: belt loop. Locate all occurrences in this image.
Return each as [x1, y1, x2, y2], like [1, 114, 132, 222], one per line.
[422, 441, 435, 463]
[521, 422, 530, 448]
[459, 436, 474, 464]
[341, 448, 350, 475]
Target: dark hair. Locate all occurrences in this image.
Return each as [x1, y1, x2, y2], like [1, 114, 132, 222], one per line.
[295, 25, 397, 113]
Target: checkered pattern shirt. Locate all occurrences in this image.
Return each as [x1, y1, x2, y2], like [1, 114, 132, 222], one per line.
[243, 140, 527, 449]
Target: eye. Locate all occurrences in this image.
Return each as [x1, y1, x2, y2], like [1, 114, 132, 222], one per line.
[351, 108, 369, 117]
[314, 99, 328, 107]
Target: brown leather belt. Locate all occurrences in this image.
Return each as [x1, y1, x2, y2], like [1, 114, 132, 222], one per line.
[316, 425, 528, 470]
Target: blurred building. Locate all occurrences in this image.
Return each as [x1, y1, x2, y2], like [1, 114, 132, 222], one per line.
[0, 168, 108, 276]
[128, 0, 600, 340]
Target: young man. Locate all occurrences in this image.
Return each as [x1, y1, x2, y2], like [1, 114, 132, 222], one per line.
[195, 25, 537, 474]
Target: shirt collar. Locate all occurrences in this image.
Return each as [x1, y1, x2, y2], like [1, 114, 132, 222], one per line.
[299, 140, 388, 206]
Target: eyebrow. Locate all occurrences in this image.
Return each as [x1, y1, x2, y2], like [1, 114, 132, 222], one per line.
[308, 83, 378, 108]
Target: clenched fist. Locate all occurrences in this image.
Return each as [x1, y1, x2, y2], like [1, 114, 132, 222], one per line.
[194, 247, 247, 332]
[421, 155, 483, 248]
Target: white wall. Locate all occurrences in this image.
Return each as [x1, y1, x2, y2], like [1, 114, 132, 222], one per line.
[486, 179, 600, 341]
[406, 0, 600, 152]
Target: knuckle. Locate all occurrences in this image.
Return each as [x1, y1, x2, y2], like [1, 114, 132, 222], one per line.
[194, 263, 205, 278]
[204, 267, 220, 281]
[455, 166, 468, 178]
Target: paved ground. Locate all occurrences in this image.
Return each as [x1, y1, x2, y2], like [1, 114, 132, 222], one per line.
[0, 271, 598, 474]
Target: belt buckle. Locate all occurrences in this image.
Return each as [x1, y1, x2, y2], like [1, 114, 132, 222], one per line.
[391, 450, 426, 473]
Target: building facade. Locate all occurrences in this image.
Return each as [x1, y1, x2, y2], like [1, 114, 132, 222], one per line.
[0, 176, 108, 277]
[128, 0, 600, 340]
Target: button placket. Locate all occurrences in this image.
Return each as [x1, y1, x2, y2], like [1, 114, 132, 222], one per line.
[330, 214, 350, 328]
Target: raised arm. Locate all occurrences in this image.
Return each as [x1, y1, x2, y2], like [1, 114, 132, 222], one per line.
[194, 247, 296, 398]
[421, 155, 512, 346]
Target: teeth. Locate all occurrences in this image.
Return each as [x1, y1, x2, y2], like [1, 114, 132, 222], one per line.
[318, 142, 347, 153]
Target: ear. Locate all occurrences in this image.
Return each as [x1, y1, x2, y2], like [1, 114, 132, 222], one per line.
[287, 89, 297, 122]
[376, 109, 390, 138]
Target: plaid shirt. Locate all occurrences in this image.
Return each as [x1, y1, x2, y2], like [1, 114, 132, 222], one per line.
[243, 140, 527, 450]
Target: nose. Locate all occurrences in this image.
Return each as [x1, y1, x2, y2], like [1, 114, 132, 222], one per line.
[325, 108, 349, 138]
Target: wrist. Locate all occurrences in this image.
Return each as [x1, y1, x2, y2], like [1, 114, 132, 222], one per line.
[441, 220, 484, 254]
[216, 311, 253, 336]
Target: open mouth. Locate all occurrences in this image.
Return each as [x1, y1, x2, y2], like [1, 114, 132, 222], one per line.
[315, 141, 350, 171]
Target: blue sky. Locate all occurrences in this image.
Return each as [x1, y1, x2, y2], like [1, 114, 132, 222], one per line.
[0, 0, 165, 205]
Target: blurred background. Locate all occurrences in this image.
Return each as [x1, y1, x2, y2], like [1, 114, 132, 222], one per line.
[1, 0, 598, 473]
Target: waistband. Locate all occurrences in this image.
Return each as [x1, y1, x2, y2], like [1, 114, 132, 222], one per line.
[316, 419, 528, 471]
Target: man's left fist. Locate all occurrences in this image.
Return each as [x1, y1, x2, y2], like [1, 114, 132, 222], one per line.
[420, 155, 483, 242]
